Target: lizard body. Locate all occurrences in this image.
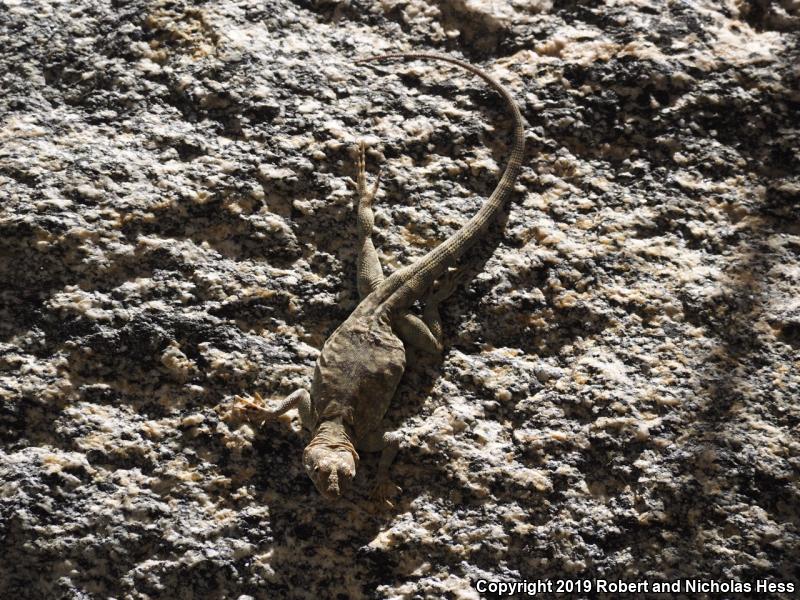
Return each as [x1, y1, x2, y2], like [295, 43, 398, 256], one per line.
[239, 52, 525, 504]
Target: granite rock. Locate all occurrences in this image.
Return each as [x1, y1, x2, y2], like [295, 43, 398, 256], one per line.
[1, 0, 798, 598]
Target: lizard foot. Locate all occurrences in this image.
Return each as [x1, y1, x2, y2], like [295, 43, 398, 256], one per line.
[233, 388, 311, 429]
[233, 392, 273, 425]
[369, 478, 402, 510]
[357, 140, 381, 204]
[429, 265, 471, 305]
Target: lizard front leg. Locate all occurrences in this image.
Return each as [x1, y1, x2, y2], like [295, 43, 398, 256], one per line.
[358, 429, 402, 508]
[235, 388, 315, 431]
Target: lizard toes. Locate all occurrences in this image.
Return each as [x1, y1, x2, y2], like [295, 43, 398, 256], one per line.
[234, 394, 259, 413]
[370, 479, 402, 509]
[232, 394, 271, 426]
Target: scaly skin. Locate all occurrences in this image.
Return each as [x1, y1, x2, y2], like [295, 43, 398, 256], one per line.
[237, 52, 526, 505]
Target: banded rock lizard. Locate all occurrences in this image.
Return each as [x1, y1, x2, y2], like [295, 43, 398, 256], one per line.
[237, 52, 525, 505]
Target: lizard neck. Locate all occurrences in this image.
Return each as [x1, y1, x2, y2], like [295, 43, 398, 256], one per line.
[307, 418, 360, 467]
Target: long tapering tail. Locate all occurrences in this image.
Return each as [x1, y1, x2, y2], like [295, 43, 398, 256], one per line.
[356, 52, 526, 311]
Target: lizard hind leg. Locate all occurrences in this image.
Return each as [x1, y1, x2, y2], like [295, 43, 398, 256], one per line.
[394, 265, 471, 355]
[356, 141, 386, 299]
[422, 265, 471, 346]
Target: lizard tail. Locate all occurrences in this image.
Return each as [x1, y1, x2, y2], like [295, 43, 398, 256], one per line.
[357, 52, 526, 311]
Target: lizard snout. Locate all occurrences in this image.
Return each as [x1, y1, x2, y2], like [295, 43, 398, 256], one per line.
[323, 468, 341, 497]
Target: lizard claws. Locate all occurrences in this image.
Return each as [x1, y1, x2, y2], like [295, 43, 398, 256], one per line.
[369, 479, 402, 510]
[235, 391, 265, 410]
[356, 140, 381, 204]
[233, 392, 271, 425]
[429, 266, 470, 303]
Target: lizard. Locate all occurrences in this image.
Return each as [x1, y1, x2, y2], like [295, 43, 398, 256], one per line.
[236, 52, 525, 505]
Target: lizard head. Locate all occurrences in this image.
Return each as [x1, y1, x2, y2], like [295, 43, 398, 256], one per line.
[303, 444, 357, 499]
[303, 421, 359, 500]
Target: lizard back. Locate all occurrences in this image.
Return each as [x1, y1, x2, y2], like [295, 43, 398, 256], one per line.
[311, 304, 406, 439]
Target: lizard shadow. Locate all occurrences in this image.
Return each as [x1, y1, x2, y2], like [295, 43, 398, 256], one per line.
[210, 417, 426, 598]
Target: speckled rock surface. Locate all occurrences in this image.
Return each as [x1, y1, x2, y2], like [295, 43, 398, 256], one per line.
[1, 0, 799, 598]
